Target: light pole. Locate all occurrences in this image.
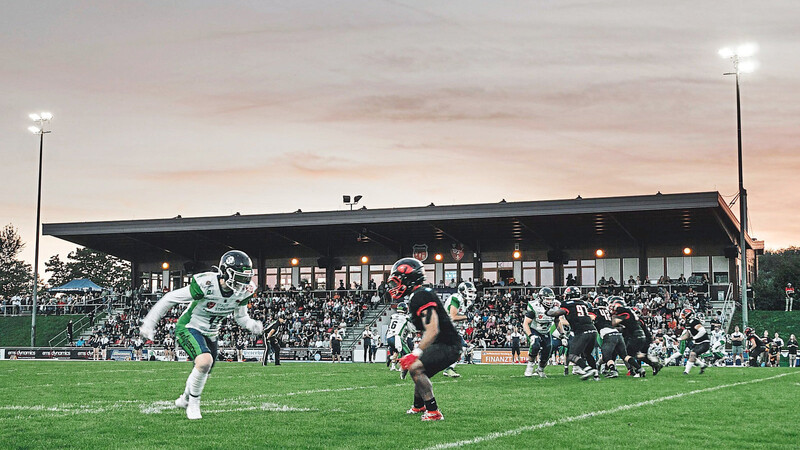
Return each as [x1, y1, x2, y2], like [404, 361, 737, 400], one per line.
[719, 44, 757, 329]
[28, 112, 53, 347]
[343, 195, 363, 211]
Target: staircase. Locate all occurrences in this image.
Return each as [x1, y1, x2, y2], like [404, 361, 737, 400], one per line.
[706, 282, 736, 332]
[47, 304, 110, 347]
[343, 304, 392, 350]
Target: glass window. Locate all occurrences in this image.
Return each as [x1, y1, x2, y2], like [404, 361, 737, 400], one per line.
[564, 267, 578, 286]
[539, 261, 553, 268]
[540, 268, 554, 287]
[581, 267, 596, 286]
[565, 260, 578, 267]
[523, 261, 536, 269]
[523, 268, 536, 286]
[580, 259, 595, 267]
[498, 261, 513, 269]
[424, 264, 435, 286]
[460, 262, 473, 283]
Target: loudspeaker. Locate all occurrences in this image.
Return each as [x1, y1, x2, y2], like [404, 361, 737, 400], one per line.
[317, 257, 343, 270]
[724, 246, 739, 259]
[547, 250, 568, 264]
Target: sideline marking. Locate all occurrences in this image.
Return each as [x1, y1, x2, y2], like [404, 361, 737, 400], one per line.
[422, 372, 796, 450]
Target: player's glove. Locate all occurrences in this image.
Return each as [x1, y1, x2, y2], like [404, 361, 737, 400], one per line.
[399, 348, 423, 371]
[140, 323, 155, 341]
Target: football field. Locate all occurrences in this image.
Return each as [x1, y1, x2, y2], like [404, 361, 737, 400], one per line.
[1, 361, 797, 449]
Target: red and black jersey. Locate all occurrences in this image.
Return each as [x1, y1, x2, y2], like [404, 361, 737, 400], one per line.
[748, 334, 765, 349]
[558, 300, 596, 333]
[592, 306, 614, 330]
[638, 318, 653, 343]
[408, 287, 461, 346]
[787, 286, 795, 295]
[613, 307, 643, 337]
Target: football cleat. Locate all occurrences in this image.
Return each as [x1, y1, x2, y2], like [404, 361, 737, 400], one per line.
[175, 393, 189, 409]
[699, 365, 706, 374]
[564, 366, 569, 376]
[580, 369, 598, 381]
[604, 370, 619, 378]
[443, 368, 460, 378]
[652, 362, 663, 376]
[186, 396, 202, 420]
[421, 410, 444, 421]
[536, 367, 547, 378]
[524, 363, 535, 377]
[400, 369, 408, 380]
[406, 406, 426, 414]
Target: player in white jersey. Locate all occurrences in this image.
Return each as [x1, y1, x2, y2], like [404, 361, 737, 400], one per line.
[442, 281, 476, 377]
[140, 250, 263, 420]
[386, 302, 414, 377]
[523, 287, 556, 377]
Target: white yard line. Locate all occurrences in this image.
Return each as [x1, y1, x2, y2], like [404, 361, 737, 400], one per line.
[422, 372, 797, 450]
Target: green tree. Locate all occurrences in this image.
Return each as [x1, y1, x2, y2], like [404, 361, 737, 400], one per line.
[0, 224, 34, 298]
[61, 247, 131, 293]
[45, 254, 70, 289]
[753, 247, 800, 310]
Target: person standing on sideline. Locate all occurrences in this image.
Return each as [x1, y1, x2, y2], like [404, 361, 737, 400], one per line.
[786, 283, 795, 311]
[729, 326, 745, 366]
[371, 335, 380, 363]
[330, 329, 343, 363]
[786, 335, 798, 368]
[67, 320, 74, 344]
[362, 326, 374, 363]
[262, 313, 286, 366]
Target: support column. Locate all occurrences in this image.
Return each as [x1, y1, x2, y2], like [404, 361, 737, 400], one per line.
[130, 261, 139, 291]
[435, 262, 444, 286]
[258, 253, 266, 292]
[326, 267, 335, 291]
[639, 244, 648, 281]
[513, 260, 522, 283]
[291, 266, 300, 289]
[361, 265, 369, 289]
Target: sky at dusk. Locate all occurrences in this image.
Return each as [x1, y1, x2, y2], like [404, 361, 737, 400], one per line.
[2, 1, 799, 273]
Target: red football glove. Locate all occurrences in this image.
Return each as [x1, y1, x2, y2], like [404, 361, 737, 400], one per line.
[399, 349, 423, 370]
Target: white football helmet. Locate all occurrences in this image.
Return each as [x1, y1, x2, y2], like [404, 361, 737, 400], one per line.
[458, 281, 477, 306]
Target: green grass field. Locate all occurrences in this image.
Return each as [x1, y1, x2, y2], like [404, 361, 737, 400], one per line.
[0, 315, 83, 347]
[730, 309, 800, 339]
[0, 361, 797, 449]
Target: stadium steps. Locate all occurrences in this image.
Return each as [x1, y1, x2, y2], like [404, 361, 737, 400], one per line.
[342, 304, 392, 350]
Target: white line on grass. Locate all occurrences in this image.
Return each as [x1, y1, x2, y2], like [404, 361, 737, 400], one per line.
[422, 372, 797, 450]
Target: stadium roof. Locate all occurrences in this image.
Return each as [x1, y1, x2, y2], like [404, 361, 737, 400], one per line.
[43, 191, 758, 264]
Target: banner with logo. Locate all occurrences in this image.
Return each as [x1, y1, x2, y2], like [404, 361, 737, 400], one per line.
[1, 347, 95, 360]
[413, 244, 428, 262]
[477, 349, 529, 364]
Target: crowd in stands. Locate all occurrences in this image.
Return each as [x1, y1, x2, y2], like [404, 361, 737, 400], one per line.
[79, 289, 385, 350]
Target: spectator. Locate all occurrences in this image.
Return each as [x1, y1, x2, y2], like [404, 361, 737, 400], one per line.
[730, 326, 745, 366]
[787, 334, 798, 368]
[772, 332, 784, 367]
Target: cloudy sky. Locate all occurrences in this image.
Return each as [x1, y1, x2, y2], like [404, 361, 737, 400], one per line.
[2, 1, 798, 271]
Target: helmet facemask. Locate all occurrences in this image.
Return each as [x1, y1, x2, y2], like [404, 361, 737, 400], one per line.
[388, 276, 407, 300]
[224, 267, 253, 295]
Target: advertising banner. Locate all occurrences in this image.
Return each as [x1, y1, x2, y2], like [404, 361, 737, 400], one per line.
[1, 347, 95, 360]
[109, 349, 134, 361]
[478, 349, 529, 364]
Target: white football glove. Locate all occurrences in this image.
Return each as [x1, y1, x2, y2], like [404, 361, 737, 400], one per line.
[250, 320, 264, 335]
[140, 323, 155, 341]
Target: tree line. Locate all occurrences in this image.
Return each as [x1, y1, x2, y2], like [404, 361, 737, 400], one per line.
[0, 224, 130, 298]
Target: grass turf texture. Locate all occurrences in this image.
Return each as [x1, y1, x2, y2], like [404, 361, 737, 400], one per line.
[730, 309, 800, 339]
[0, 315, 83, 347]
[0, 362, 797, 449]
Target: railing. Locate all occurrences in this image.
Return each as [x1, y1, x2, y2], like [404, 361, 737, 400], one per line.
[481, 283, 717, 297]
[343, 303, 392, 351]
[47, 303, 110, 348]
[721, 282, 736, 333]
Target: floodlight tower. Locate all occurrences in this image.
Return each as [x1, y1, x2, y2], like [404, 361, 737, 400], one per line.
[28, 112, 53, 347]
[719, 44, 757, 329]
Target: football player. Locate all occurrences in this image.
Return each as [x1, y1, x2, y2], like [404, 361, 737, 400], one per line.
[386, 301, 414, 378]
[523, 287, 556, 378]
[441, 281, 477, 378]
[745, 327, 766, 367]
[393, 258, 462, 421]
[140, 250, 263, 420]
[546, 286, 599, 380]
[593, 296, 639, 378]
[610, 298, 649, 377]
[635, 307, 664, 375]
[676, 308, 709, 374]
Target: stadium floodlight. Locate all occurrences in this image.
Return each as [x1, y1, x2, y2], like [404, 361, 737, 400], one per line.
[343, 194, 363, 210]
[736, 43, 758, 58]
[738, 60, 759, 73]
[719, 44, 757, 330]
[27, 111, 53, 346]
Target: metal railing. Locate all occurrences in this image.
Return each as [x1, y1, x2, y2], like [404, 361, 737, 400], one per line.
[47, 303, 109, 348]
[721, 282, 736, 333]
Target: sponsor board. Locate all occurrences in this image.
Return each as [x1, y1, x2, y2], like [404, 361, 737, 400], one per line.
[110, 349, 135, 361]
[1, 348, 95, 360]
[478, 350, 529, 364]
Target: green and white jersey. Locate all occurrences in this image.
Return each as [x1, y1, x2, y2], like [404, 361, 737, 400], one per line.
[445, 293, 466, 316]
[144, 271, 256, 338]
[386, 313, 411, 340]
[526, 300, 554, 334]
